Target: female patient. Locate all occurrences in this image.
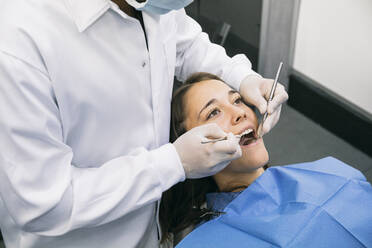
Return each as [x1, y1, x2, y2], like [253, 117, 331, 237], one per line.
[160, 72, 372, 247]
[160, 72, 269, 241]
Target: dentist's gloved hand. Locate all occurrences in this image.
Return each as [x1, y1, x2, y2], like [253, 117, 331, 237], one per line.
[239, 75, 288, 136]
[173, 123, 242, 179]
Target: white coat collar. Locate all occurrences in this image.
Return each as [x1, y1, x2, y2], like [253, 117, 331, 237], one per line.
[64, 0, 111, 32]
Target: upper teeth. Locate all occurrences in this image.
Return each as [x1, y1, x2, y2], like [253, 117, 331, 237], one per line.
[240, 129, 253, 137]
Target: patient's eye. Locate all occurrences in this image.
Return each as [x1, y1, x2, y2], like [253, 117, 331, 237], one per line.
[233, 96, 243, 105]
[206, 108, 220, 120]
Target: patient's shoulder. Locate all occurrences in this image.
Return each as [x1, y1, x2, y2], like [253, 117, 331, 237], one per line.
[269, 156, 366, 181]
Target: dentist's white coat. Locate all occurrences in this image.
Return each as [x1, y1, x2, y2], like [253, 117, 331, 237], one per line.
[0, 0, 258, 247]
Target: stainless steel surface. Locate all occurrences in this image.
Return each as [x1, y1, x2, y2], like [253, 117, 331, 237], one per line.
[258, 62, 283, 137]
[201, 134, 241, 144]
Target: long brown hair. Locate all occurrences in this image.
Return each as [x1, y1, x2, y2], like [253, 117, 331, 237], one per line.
[160, 72, 223, 243]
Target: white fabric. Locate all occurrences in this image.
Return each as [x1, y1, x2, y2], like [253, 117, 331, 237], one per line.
[0, 0, 258, 247]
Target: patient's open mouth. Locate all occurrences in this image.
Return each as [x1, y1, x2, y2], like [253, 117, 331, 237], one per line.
[239, 129, 256, 146]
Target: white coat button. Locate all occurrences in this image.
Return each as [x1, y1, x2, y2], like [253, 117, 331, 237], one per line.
[142, 61, 146, 67]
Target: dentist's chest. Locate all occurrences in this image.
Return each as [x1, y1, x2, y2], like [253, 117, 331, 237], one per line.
[46, 11, 177, 133]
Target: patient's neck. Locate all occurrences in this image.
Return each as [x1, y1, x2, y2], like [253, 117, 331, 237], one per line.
[213, 167, 265, 192]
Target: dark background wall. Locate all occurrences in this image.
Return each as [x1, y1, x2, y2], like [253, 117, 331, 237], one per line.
[185, 0, 262, 70]
[186, 0, 262, 48]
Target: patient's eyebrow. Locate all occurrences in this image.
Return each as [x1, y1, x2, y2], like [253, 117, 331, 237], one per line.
[197, 90, 240, 120]
[198, 98, 216, 120]
[228, 90, 239, 95]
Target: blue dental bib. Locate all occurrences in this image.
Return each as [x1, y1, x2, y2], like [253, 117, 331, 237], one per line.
[176, 157, 372, 248]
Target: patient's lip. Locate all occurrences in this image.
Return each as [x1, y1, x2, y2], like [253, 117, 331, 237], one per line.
[236, 122, 261, 147]
[237, 124, 256, 136]
[241, 137, 262, 148]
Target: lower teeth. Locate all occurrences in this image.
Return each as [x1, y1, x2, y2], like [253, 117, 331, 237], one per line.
[245, 137, 257, 145]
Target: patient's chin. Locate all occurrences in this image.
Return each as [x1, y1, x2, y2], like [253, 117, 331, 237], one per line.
[228, 143, 269, 173]
[228, 158, 268, 173]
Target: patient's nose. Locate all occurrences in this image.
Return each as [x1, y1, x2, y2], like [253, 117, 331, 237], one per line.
[232, 108, 247, 124]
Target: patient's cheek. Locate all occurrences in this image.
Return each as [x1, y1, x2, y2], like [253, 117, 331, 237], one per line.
[215, 120, 233, 133]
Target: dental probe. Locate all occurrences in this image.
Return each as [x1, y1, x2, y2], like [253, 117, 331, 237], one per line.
[257, 62, 283, 138]
[200, 129, 254, 144]
[200, 134, 243, 144]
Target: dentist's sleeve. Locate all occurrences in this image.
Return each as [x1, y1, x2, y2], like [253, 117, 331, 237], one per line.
[173, 9, 261, 89]
[0, 52, 185, 236]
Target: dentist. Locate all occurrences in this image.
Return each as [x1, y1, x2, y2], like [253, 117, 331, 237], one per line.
[0, 0, 288, 247]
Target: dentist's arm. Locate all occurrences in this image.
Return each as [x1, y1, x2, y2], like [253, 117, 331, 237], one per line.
[172, 9, 258, 89]
[0, 51, 185, 236]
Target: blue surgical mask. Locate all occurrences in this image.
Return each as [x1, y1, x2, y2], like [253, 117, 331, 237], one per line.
[126, 0, 194, 15]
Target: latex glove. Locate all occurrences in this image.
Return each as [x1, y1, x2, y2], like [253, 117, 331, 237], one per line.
[239, 75, 288, 136]
[173, 123, 242, 179]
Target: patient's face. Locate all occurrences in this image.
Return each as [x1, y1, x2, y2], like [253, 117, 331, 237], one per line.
[183, 79, 269, 173]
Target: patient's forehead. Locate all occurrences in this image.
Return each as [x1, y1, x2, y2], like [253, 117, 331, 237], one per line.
[186, 79, 231, 102]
